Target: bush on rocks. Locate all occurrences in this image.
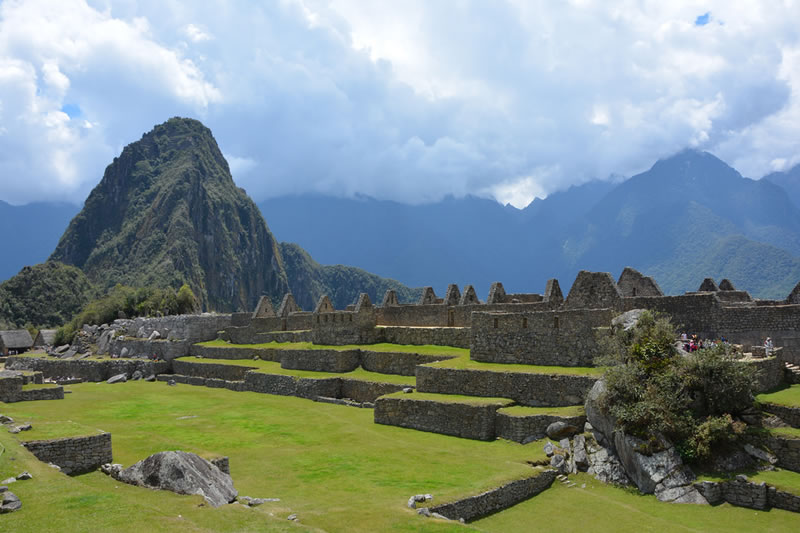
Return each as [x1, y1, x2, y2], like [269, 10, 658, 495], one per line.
[597, 311, 757, 463]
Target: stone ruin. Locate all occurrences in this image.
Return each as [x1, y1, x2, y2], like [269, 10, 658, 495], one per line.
[5, 267, 800, 520]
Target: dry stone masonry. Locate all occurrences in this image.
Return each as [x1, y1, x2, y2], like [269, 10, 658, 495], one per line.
[22, 433, 112, 475]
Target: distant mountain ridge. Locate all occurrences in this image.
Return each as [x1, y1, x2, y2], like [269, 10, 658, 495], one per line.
[50, 118, 290, 311]
[40, 117, 417, 314]
[260, 150, 800, 299]
[4, 137, 800, 306]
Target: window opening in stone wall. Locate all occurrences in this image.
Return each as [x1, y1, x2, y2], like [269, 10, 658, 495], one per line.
[325, 315, 329, 323]
[448, 310, 455, 327]
[349, 315, 353, 322]
[493, 318, 499, 329]
[317, 316, 320, 324]
[554, 316, 559, 329]
[632, 287, 637, 296]
[522, 317, 528, 328]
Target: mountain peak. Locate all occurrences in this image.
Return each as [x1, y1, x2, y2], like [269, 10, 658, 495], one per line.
[50, 118, 288, 310]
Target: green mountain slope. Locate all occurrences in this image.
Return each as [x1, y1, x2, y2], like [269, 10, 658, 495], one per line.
[50, 118, 289, 311]
[42, 117, 416, 316]
[0, 262, 96, 329]
[280, 242, 420, 310]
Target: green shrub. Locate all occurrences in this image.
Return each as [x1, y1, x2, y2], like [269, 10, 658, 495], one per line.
[55, 284, 200, 344]
[599, 311, 758, 463]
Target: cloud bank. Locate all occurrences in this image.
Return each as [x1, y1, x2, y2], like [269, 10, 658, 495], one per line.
[1, 0, 799, 207]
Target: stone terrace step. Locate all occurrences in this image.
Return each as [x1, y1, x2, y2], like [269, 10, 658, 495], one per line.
[158, 359, 414, 404]
[415, 363, 599, 407]
[374, 391, 514, 441]
[495, 406, 586, 443]
[190, 343, 457, 376]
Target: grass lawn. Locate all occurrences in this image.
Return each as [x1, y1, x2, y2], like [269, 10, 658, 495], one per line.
[474, 472, 800, 532]
[424, 353, 605, 377]
[770, 426, 800, 439]
[758, 384, 800, 407]
[1, 381, 539, 532]
[497, 405, 585, 417]
[180, 357, 416, 385]
[197, 339, 468, 358]
[3, 382, 798, 532]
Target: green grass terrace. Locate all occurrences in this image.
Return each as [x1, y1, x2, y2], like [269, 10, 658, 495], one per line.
[195, 339, 469, 358]
[758, 384, 800, 408]
[178, 356, 416, 386]
[2, 381, 798, 532]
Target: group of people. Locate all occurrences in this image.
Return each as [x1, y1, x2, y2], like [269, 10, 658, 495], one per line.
[679, 332, 728, 353]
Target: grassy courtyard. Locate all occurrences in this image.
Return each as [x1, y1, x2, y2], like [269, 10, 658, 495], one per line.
[1, 381, 799, 532]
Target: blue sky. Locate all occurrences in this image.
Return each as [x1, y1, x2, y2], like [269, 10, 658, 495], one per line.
[1, 1, 799, 207]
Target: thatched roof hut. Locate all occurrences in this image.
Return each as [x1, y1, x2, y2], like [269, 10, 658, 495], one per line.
[0, 329, 34, 355]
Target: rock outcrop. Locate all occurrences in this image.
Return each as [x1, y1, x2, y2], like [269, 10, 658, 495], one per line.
[584, 380, 707, 504]
[109, 451, 237, 507]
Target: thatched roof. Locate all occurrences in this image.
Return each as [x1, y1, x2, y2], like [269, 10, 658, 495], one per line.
[0, 329, 34, 349]
[33, 329, 58, 347]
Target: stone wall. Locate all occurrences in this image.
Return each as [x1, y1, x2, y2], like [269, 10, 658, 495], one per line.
[22, 433, 112, 475]
[171, 360, 256, 381]
[761, 403, 800, 428]
[109, 339, 191, 360]
[428, 470, 556, 522]
[339, 380, 410, 404]
[279, 349, 361, 373]
[617, 267, 663, 298]
[761, 434, 800, 473]
[125, 314, 232, 342]
[359, 351, 455, 376]
[244, 372, 341, 400]
[189, 344, 277, 361]
[311, 308, 378, 345]
[469, 309, 612, 366]
[695, 476, 800, 513]
[378, 326, 470, 348]
[0, 373, 23, 398]
[4, 386, 65, 403]
[374, 395, 512, 440]
[746, 357, 784, 393]
[415, 366, 597, 407]
[5, 357, 169, 382]
[495, 411, 586, 443]
[623, 295, 800, 364]
[564, 271, 623, 310]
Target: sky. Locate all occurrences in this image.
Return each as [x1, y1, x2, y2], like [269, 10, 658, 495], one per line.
[1, 1, 800, 208]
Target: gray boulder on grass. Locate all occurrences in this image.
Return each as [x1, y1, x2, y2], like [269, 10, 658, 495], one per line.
[112, 451, 237, 507]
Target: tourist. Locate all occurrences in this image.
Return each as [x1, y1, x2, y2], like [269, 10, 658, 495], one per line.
[765, 337, 774, 356]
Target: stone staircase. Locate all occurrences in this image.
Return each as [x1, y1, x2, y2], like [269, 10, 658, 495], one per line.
[785, 362, 800, 384]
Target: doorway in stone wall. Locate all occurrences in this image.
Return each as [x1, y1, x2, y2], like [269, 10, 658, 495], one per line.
[448, 309, 455, 327]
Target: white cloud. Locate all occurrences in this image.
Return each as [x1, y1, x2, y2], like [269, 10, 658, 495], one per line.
[184, 23, 212, 43]
[1, 0, 799, 207]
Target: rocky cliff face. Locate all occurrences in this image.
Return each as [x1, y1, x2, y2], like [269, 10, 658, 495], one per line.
[51, 117, 288, 311]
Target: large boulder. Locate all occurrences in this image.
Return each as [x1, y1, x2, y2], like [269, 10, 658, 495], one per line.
[613, 433, 706, 503]
[584, 380, 615, 447]
[611, 309, 647, 332]
[113, 451, 237, 507]
[584, 379, 707, 504]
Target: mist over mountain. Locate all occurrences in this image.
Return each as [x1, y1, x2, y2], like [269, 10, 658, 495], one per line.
[38, 118, 417, 314]
[261, 150, 800, 299]
[3, 135, 800, 307]
[764, 163, 800, 209]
